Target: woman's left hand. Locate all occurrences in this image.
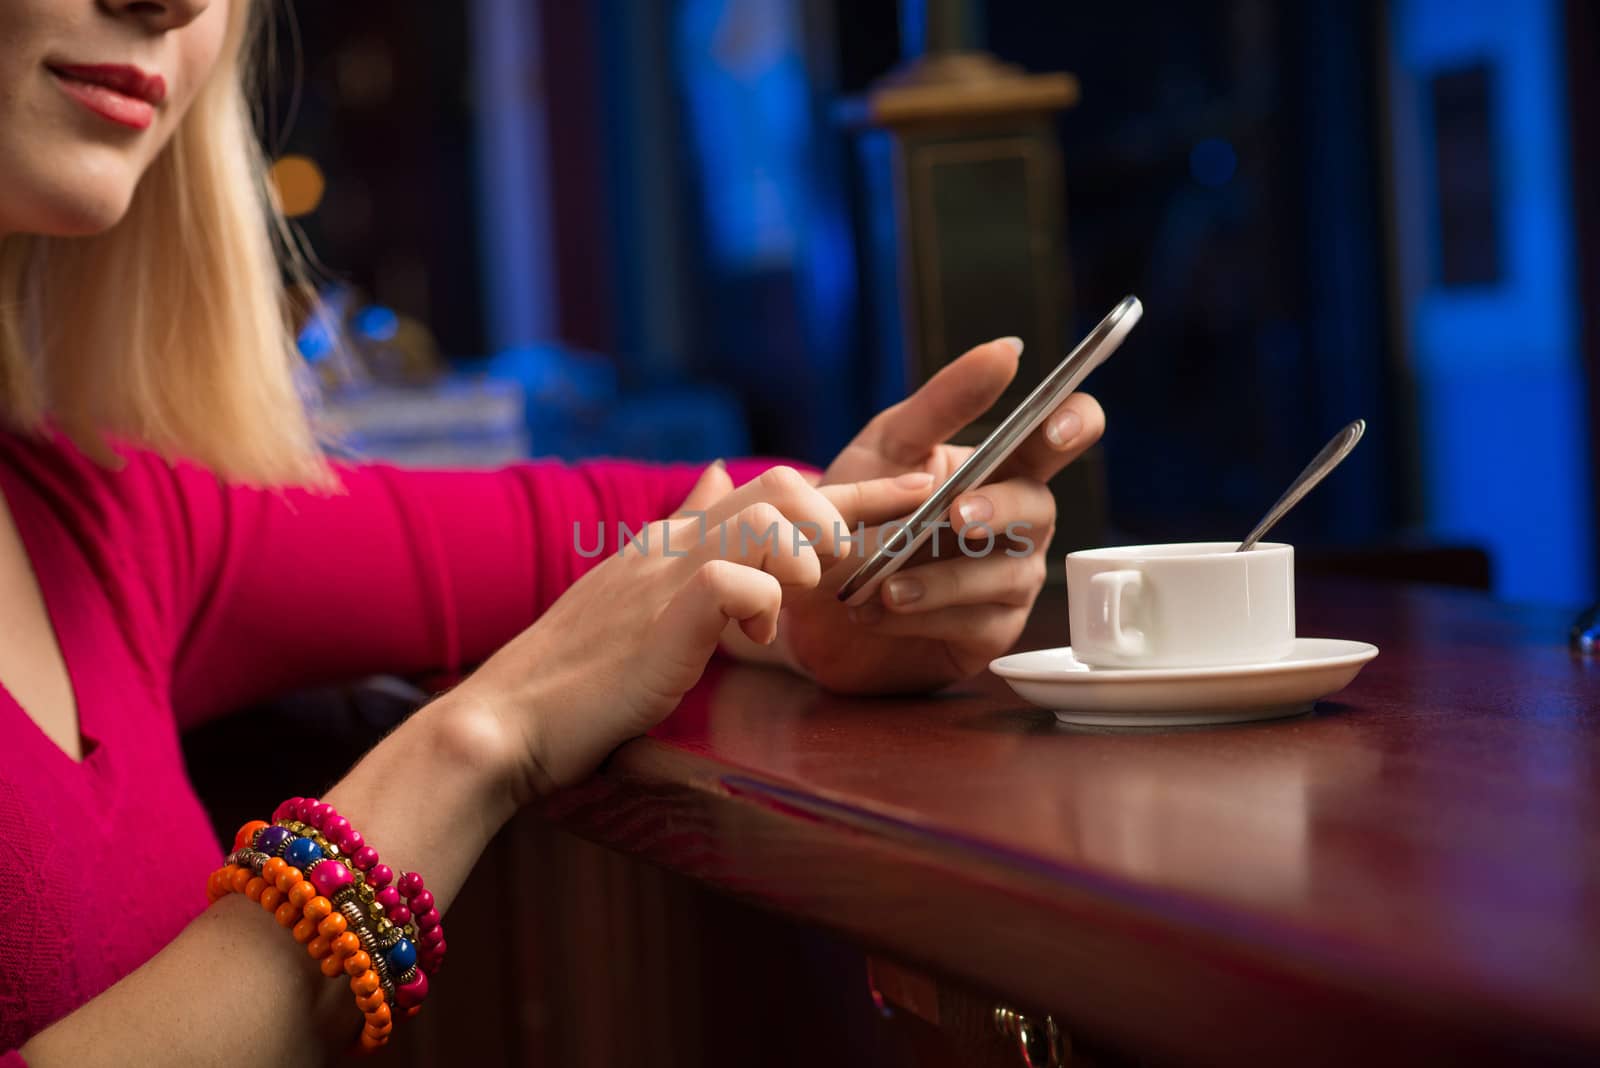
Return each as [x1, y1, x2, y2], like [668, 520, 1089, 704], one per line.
[774, 337, 1105, 693]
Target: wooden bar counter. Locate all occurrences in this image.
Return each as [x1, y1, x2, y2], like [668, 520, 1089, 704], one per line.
[192, 578, 1600, 1065]
[513, 578, 1600, 1067]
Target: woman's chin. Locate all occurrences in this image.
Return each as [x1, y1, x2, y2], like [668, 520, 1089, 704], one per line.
[32, 186, 136, 238]
[1, 155, 139, 238]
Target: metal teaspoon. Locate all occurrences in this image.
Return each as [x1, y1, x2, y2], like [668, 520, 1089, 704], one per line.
[1237, 419, 1367, 552]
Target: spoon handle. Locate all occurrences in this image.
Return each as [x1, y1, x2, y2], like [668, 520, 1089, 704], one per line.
[1238, 419, 1367, 552]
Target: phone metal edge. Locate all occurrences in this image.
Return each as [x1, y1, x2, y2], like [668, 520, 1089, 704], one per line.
[834, 295, 1143, 606]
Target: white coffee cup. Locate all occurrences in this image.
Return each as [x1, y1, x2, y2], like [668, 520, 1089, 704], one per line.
[1065, 542, 1295, 668]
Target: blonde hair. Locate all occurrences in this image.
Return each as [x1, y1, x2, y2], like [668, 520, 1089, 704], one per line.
[0, 0, 329, 486]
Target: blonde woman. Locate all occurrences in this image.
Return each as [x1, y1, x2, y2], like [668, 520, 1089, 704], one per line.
[0, 0, 1105, 1062]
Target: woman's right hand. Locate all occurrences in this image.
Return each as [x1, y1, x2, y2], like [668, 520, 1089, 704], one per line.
[448, 462, 935, 803]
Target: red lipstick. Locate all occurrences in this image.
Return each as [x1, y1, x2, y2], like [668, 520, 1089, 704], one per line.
[48, 64, 167, 131]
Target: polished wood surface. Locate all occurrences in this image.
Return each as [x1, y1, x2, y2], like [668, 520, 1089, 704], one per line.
[540, 579, 1600, 1065]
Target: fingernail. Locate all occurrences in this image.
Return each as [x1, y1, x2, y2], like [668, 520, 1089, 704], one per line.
[995, 336, 1024, 357]
[894, 471, 935, 489]
[848, 601, 884, 625]
[711, 457, 727, 470]
[1044, 409, 1082, 448]
[885, 576, 923, 606]
[957, 495, 993, 527]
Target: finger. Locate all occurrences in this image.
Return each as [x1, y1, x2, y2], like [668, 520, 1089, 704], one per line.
[817, 475, 1025, 577]
[876, 551, 1046, 614]
[817, 471, 936, 529]
[845, 600, 1028, 643]
[822, 510, 953, 573]
[867, 338, 1022, 467]
[995, 391, 1106, 483]
[696, 465, 853, 558]
[692, 501, 823, 588]
[674, 459, 734, 516]
[659, 559, 784, 653]
[948, 477, 1055, 550]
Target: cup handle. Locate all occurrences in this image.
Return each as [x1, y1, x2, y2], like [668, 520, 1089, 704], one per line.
[1088, 569, 1146, 659]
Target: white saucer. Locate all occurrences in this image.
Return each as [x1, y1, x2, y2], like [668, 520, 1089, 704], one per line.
[989, 638, 1379, 727]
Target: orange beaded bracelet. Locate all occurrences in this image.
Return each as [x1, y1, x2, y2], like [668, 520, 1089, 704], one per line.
[208, 853, 395, 1049]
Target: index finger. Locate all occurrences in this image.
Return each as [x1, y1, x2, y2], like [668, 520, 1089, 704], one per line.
[681, 469, 934, 563]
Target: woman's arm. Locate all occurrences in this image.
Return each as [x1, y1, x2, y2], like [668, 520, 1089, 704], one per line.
[18, 692, 518, 1067]
[114, 449, 803, 727]
[18, 461, 926, 1066]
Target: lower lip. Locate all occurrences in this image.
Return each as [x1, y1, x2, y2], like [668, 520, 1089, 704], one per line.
[49, 70, 155, 131]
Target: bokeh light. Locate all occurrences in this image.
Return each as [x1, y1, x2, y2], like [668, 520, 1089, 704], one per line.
[269, 155, 327, 217]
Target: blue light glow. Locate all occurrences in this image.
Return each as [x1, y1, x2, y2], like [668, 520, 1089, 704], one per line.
[1391, 0, 1593, 604]
[677, 0, 807, 268]
[353, 305, 400, 343]
[297, 316, 336, 363]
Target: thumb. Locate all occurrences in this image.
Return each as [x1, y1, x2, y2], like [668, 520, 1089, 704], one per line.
[675, 459, 734, 516]
[869, 338, 1020, 459]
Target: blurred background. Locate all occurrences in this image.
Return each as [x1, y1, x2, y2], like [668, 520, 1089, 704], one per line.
[257, 0, 1599, 609]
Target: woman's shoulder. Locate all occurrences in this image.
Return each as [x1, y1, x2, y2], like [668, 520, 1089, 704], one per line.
[0, 427, 258, 604]
[0, 424, 202, 522]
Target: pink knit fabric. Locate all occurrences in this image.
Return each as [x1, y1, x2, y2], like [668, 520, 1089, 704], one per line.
[0, 428, 789, 1058]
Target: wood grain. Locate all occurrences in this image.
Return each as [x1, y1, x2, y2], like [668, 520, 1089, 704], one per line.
[535, 578, 1600, 1065]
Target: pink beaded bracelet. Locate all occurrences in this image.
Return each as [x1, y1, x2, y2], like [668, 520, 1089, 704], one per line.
[274, 796, 447, 980]
[257, 796, 446, 1005]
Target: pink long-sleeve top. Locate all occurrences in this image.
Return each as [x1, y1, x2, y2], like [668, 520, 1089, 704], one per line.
[0, 428, 783, 1058]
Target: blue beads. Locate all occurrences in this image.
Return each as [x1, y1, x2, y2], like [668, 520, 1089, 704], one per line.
[255, 825, 292, 858]
[386, 938, 417, 974]
[283, 836, 324, 869]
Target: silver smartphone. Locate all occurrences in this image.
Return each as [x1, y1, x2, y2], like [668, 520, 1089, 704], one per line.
[835, 295, 1143, 608]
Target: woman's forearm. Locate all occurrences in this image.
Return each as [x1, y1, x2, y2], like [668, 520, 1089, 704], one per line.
[19, 694, 521, 1068]
[15, 462, 903, 1065]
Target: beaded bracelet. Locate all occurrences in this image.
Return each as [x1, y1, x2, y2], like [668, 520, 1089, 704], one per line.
[208, 851, 393, 1049]
[268, 818, 420, 945]
[239, 814, 438, 1003]
[270, 797, 447, 974]
[207, 801, 441, 1051]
